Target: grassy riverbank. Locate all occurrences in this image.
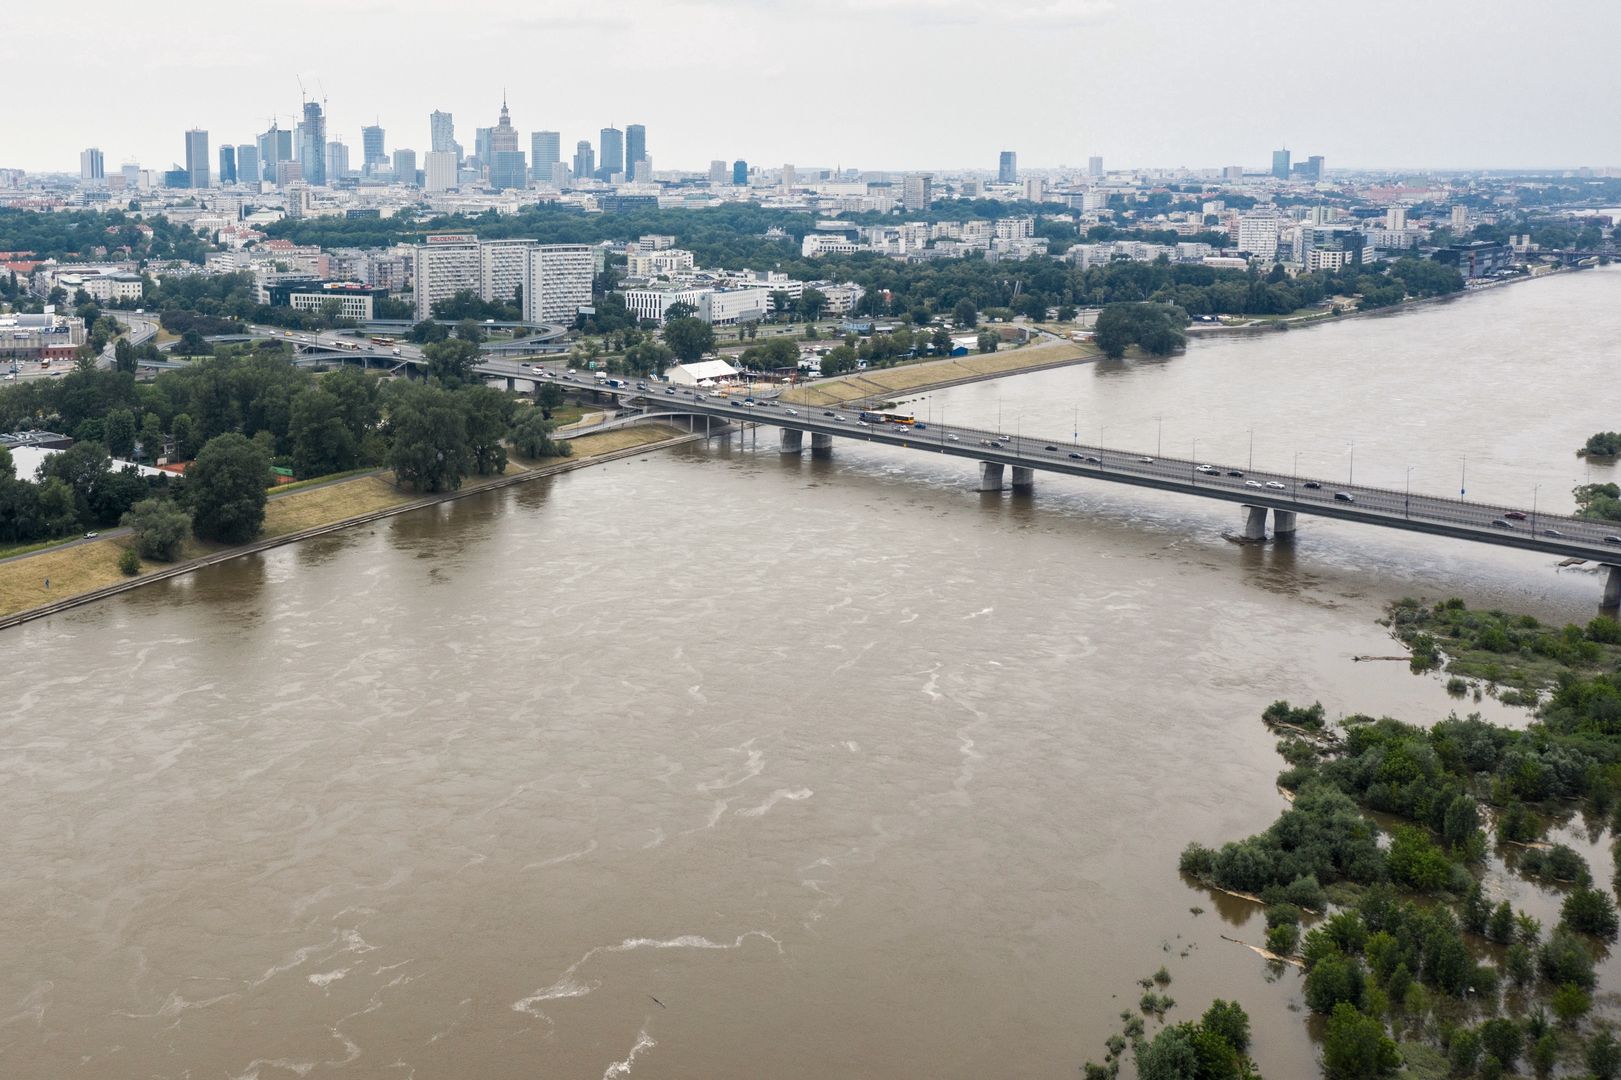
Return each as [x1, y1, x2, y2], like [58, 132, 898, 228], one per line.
[780, 337, 1100, 407]
[0, 424, 689, 624]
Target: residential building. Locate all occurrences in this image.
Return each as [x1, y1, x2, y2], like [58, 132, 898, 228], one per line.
[412, 234, 482, 320]
[79, 148, 105, 182]
[1450, 204, 1470, 232]
[361, 125, 386, 174]
[1088, 156, 1104, 178]
[1305, 155, 1325, 181]
[185, 128, 210, 189]
[1022, 177, 1045, 203]
[902, 173, 932, 212]
[627, 249, 695, 275]
[573, 141, 595, 180]
[300, 101, 327, 185]
[430, 110, 455, 155]
[275, 160, 304, 186]
[524, 244, 594, 324]
[393, 149, 417, 185]
[1236, 214, 1280, 261]
[598, 127, 624, 178]
[709, 160, 728, 184]
[625, 124, 646, 169]
[1385, 206, 1407, 231]
[1271, 148, 1291, 180]
[998, 151, 1016, 184]
[236, 144, 260, 187]
[531, 131, 561, 181]
[732, 159, 748, 185]
[217, 145, 236, 185]
[424, 151, 457, 192]
[479, 238, 532, 308]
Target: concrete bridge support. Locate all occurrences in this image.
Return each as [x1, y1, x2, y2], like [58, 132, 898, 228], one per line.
[1010, 466, 1035, 493]
[810, 432, 834, 456]
[1241, 504, 1268, 541]
[978, 461, 1006, 492]
[779, 428, 804, 454]
[1272, 509, 1298, 538]
[1605, 565, 1621, 609]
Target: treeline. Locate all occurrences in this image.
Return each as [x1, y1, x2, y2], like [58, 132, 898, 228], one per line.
[0, 209, 211, 263]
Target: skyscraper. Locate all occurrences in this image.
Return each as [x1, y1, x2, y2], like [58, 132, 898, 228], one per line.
[487, 99, 526, 189]
[732, 159, 748, 185]
[259, 124, 292, 182]
[474, 127, 494, 166]
[236, 144, 260, 187]
[79, 148, 105, 182]
[424, 151, 457, 192]
[325, 141, 350, 182]
[573, 141, 595, 180]
[430, 111, 455, 155]
[490, 99, 519, 153]
[1306, 155, 1325, 182]
[185, 129, 210, 189]
[1088, 155, 1104, 178]
[300, 100, 327, 186]
[625, 124, 646, 169]
[217, 145, 236, 185]
[998, 151, 1016, 184]
[362, 125, 387, 173]
[598, 127, 623, 178]
[709, 160, 728, 184]
[393, 149, 417, 185]
[1271, 148, 1290, 180]
[531, 131, 561, 181]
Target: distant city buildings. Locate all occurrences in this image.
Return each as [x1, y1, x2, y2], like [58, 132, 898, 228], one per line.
[411, 234, 592, 324]
[902, 173, 932, 212]
[79, 148, 104, 183]
[531, 131, 561, 182]
[998, 151, 1017, 184]
[1271, 148, 1291, 180]
[299, 100, 327, 186]
[184, 129, 210, 189]
[573, 141, 595, 181]
[598, 127, 624, 180]
[361, 125, 387, 174]
[430, 111, 456, 155]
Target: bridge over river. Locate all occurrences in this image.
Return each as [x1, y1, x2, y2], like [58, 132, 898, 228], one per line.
[563, 379, 1621, 606]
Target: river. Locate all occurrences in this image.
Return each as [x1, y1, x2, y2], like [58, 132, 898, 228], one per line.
[2, 268, 1618, 1079]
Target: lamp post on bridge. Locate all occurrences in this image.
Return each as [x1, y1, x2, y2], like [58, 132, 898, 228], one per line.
[1293, 451, 1300, 500]
[1192, 438, 1198, 485]
[1156, 415, 1163, 458]
[1533, 484, 1540, 536]
[1405, 466, 1414, 519]
[1248, 427, 1254, 472]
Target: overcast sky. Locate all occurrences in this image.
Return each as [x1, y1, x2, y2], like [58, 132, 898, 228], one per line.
[7, 0, 1619, 175]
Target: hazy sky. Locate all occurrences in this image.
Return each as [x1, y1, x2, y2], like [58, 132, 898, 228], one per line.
[7, 0, 1619, 175]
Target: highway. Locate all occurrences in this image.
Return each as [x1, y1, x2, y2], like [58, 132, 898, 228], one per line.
[557, 377, 1621, 565]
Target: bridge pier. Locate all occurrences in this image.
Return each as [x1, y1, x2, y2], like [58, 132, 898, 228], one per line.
[979, 461, 1005, 492]
[779, 428, 804, 454]
[1010, 466, 1035, 493]
[1604, 565, 1621, 609]
[1272, 509, 1298, 538]
[1241, 504, 1268, 541]
[810, 432, 833, 456]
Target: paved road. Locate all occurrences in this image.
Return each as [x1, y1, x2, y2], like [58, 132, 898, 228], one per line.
[550, 377, 1621, 564]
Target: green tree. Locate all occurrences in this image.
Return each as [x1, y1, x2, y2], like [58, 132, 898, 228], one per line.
[1133, 1024, 1199, 1080]
[952, 298, 978, 327]
[1551, 982, 1592, 1025]
[662, 316, 715, 362]
[509, 407, 570, 460]
[118, 547, 141, 575]
[423, 337, 482, 386]
[1590, 1030, 1621, 1080]
[1560, 886, 1620, 940]
[289, 386, 358, 479]
[1477, 1018, 1523, 1071]
[455, 318, 486, 343]
[1304, 952, 1364, 1014]
[1539, 929, 1597, 990]
[120, 498, 191, 561]
[102, 408, 137, 460]
[113, 336, 136, 373]
[138, 412, 164, 462]
[461, 386, 514, 476]
[1200, 1000, 1250, 1054]
[187, 433, 269, 543]
[387, 386, 471, 492]
[36, 476, 81, 536]
[1321, 1003, 1399, 1080]
[535, 381, 565, 418]
[1583, 431, 1621, 457]
[976, 329, 998, 353]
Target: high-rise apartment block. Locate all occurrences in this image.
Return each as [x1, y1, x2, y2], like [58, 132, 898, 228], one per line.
[185, 129, 210, 189]
[424, 151, 457, 192]
[1385, 206, 1407, 231]
[1088, 156, 1104, 178]
[413, 235, 593, 324]
[430, 111, 455, 155]
[709, 160, 728, 184]
[998, 151, 1016, 184]
[902, 173, 932, 212]
[1236, 214, 1280, 262]
[79, 148, 105, 182]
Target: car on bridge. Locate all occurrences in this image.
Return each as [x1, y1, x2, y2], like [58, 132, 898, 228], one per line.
[1303, 481, 1323, 490]
[1334, 492, 1355, 502]
[1503, 511, 1527, 521]
[1265, 481, 1286, 490]
[1491, 519, 1513, 529]
[1196, 465, 1218, 474]
[1226, 470, 1244, 477]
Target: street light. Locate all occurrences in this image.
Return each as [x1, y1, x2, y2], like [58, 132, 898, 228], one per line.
[1348, 444, 1355, 486]
[1192, 438, 1199, 484]
[1533, 484, 1541, 535]
[1248, 427, 1254, 471]
[1460, 455, 1467, 501]
[1405, 466, 1414, 519]
[1293, 451, 1299, 499]
[1156, 415, 1163, 457]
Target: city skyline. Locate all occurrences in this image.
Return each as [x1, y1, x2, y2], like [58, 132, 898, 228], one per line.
[6, 0, 1621, 174]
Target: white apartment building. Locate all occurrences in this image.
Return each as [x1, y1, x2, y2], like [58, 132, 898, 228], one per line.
[994, 216, 1035, 241]
[480, 239, 533, 309]
[525, 244, 593, 324]
[412, 234, 482, 320]
[1385, 206, 1408, 231]
[1236, 214, 1280, 262]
